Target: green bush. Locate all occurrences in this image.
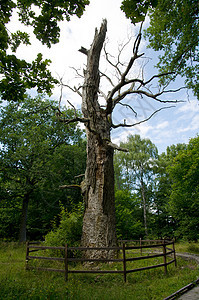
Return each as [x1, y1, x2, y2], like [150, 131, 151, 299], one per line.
[45, 203, 83, 248]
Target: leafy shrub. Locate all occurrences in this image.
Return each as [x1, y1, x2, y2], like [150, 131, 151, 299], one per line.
[45, 203, 83, 248]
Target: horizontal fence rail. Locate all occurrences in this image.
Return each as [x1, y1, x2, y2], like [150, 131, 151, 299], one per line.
[25, 239, 177, 282]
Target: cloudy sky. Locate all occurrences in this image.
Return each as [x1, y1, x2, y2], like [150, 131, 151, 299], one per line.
[10, 0, 199, 153]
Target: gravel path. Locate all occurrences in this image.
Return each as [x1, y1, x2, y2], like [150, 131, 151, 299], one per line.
[163, 252, 199, 300]
[178, 285, 199, 300]
[176, 252, 199, 264]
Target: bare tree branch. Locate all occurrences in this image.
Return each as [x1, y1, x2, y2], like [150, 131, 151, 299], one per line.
[58, 116, 89, 124]
[69, 66, 84, 79]
[59, 184, 81, 189]
[118, 102, 138, 117]
[78, 46, 88, 55]
[61, 83, 82, 97]
[107, 141, 128, 152]
[103, 43, 123, 77]
[112, 106, 175, 129]
[105, 25, 145, 114]
[113, 85, 185, 106]
[100, 70, 115, 87]
[74, 174, 85, 178]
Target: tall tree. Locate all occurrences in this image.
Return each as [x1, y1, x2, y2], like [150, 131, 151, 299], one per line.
[60, 20, 183, 258]
[0, 0, 89, 101]
[152, 143, 187, 238]
[121, 0, 199, 98]
[0, 95, 85, 241]
[114, 135, 158, 236]
[1, 3, 183, 253]
[167, 136, 199, 240]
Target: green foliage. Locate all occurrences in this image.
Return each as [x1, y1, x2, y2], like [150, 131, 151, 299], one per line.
[115, 190, 144, 239]
[0, 51, 57, 101]
[144, 0, 199, 98]
[114, 134, 199, 241]
[0, 0, 89, 101]
[16, 0, 89, 47]
[116, 134, 158, 191]
[10, 31, 31, 52]
[0, 208, 20, 240]
[167, 136, 199, 240]
[45, 203, 83, 247]
[0, 95, 86, 241]
[121, 0, 158, 24]
[114, 134, 158, 236]
[151, 143, 187, 238]
[121, 0, 199, 98]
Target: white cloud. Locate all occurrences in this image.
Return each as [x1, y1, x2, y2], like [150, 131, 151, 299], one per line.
[156, 121, 169, 130]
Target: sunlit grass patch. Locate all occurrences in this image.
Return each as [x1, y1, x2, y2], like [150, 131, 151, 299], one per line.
[175, 241, 199, 254]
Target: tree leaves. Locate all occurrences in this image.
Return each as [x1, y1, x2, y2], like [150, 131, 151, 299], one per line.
[0, 0, 89, 102]
[145, 0, 199, 98]
[0, 95, 86, 240]
[17, 0, 89, 47]
[167, 136, 199, 240]
[121, 0, 158, 24]
[121, 0, 199, 98]
[10, 31, 31, 52]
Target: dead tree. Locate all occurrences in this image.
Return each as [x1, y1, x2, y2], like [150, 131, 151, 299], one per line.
[60, 19, 183, 259]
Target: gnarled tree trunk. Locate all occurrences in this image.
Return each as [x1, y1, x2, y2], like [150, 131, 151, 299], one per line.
[80, 20, 117, 258]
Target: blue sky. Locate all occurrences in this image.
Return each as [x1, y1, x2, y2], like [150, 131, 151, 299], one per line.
[9, 0, 199, 154]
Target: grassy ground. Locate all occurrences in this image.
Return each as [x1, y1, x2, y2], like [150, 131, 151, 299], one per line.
[0, 242, 198, 300]
[175, 241, 199, 254]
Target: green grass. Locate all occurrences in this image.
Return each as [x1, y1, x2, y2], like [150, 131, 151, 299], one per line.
[0, 242, 198, 300]
[175, 241, 199, 254]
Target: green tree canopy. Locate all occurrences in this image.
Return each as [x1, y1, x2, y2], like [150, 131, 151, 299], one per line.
[151, 143, 187, 238]
[121, 0, 199, 98]
[121, 0, 158, 24]
[114, 134, 158, 236]
[115, 190, 144, 240]
[0, 0, 89, 101]
[0, 95, 86, 241]
[167, 136, 199, 240]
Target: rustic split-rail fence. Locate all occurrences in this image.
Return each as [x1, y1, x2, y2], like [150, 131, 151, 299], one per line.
[25, 239, 177, 282]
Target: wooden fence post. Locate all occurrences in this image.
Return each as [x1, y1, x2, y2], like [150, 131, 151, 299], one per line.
[25, 241, 29, 270]
[64, 244, 68, 281]
[162, 240, 167, 275]
[172, 240, 177, 267]
[122, 243, 127, 282]
[140, 238, 142, 256]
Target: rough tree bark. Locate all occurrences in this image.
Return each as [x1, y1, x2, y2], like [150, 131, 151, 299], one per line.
[80, 20, 118, 257]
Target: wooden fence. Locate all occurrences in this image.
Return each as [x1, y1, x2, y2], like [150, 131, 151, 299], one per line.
[25, 239, 177, 282]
